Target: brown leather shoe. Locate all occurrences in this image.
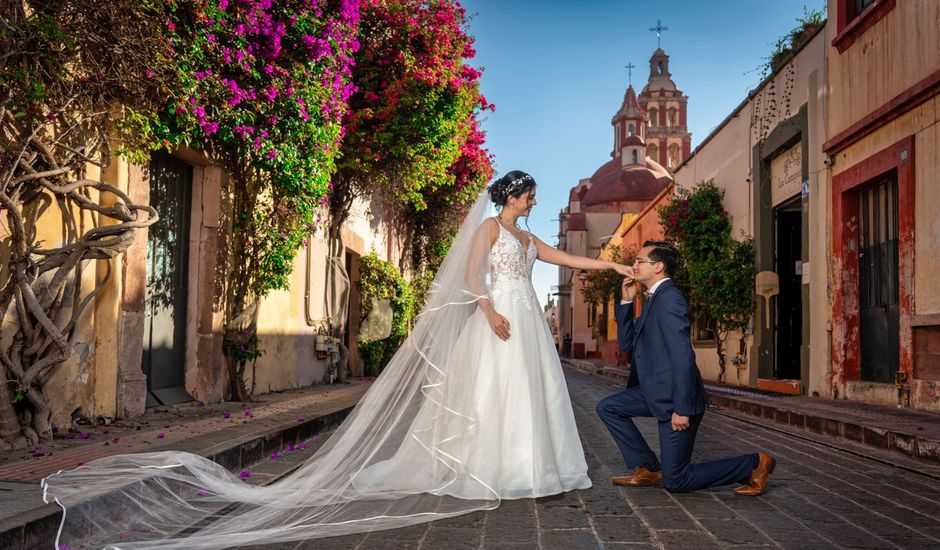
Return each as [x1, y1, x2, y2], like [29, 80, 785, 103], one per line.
[612, 466, 662, 487]
[733, 452, 776, 496]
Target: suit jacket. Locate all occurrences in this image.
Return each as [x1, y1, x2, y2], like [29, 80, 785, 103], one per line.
[614, 279, 708, 421]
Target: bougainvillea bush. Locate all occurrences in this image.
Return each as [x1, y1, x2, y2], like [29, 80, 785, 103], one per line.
[123, 0, 361, 400]
[337, 0, 492, 206]
[128, 0, 360, 296]
[329, 0, 493, 235]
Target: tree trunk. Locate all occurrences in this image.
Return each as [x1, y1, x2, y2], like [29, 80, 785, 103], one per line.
[0, 384, 28, 450]
[222, 298, 258, 403]
[226, 357, 252, 403]
[325, 174, 356, 339]
[714, 332, 727, 384]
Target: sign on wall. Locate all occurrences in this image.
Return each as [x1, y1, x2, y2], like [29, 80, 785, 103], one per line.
[771, 141, 802, 206]
[755, 271, 780, 330]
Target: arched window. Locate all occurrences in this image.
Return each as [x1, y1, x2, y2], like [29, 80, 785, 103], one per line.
[631, 150, 638, 164]
[647, 143, 658, 162]
[657, 61, 663, 75]
[668, 144, 681, 169]
[628, 123, 635, 136]
[648, 108, 658, 127]
[667, 107, 678, 127]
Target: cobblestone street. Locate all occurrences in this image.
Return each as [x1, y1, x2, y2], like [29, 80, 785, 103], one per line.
[235, 368, 940, 549]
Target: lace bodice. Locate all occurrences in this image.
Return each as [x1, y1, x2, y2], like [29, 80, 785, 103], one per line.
[490, 221, 537, 285]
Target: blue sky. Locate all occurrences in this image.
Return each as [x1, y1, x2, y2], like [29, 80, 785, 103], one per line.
[460, 0, 825, 304]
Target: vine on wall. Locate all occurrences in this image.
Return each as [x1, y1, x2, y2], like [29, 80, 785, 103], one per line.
[0, 0, 171, 449]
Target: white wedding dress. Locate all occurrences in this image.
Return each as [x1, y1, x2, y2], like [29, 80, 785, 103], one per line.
[42, 194, 591, 550]
[353, 221, 592, 499]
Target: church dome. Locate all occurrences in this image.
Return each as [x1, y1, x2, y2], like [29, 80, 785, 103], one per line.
[582, 158, 671, 207]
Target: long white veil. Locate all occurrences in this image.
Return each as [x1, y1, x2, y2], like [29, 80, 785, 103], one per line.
[42, 190, 498, 549]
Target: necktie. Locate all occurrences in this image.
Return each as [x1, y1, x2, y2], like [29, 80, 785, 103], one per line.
[643, 290, 653, 300]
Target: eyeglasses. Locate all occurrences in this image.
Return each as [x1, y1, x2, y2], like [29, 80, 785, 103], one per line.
[632, 257, 659, 266]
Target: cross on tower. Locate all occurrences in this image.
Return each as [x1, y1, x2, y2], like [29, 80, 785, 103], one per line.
[624, 62, 635, 85]
[649, 20, 669, 48]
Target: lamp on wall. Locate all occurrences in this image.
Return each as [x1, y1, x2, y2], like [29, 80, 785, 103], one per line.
[578, 270, 588, 287]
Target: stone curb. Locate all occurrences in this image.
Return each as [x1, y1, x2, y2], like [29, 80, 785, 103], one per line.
[561, 358, 940, 465]
[0, 404, 356, 550]
[705, 392, 940, 464]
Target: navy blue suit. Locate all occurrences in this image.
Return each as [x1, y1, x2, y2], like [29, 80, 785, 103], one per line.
[596, 279, 755, 492]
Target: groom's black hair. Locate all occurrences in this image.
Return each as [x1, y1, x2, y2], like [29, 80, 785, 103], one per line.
[643, 240, 680, 277]
[487, 170, 537, 207]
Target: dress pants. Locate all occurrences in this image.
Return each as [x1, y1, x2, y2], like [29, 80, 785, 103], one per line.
[597, 386, 755, 493]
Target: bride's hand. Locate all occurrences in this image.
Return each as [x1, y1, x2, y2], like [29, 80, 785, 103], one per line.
[612, 263, 633, 277]
[487, 311, 511, 341]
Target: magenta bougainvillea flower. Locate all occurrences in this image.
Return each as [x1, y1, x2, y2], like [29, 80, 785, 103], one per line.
[141, 0, 360, 299]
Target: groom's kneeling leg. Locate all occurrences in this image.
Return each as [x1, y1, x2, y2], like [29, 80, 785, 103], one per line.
[658, 415, 701, 493]
[596, 389, 658, 469]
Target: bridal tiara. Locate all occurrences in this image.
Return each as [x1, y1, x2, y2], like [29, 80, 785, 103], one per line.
[503, 174, 533, 195]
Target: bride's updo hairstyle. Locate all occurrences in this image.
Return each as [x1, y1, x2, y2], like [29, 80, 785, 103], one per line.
[487, 170, 537, 209]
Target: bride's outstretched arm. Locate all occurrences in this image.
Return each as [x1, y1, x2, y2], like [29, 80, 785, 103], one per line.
[532, 235, 631, 276]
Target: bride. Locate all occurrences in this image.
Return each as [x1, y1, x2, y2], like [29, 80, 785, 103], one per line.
[42, 170, 630, 549]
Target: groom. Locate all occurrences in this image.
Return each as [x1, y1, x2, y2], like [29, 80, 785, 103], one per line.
[596, 241, 775, 495]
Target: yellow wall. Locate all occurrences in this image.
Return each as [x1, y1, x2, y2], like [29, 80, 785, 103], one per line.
[253, 194, 398, 392]
[914, 112, 940, 315]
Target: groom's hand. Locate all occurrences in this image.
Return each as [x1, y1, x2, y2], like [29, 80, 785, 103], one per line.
[621, 270, 638, 302]
[671, 413, 690, 432]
